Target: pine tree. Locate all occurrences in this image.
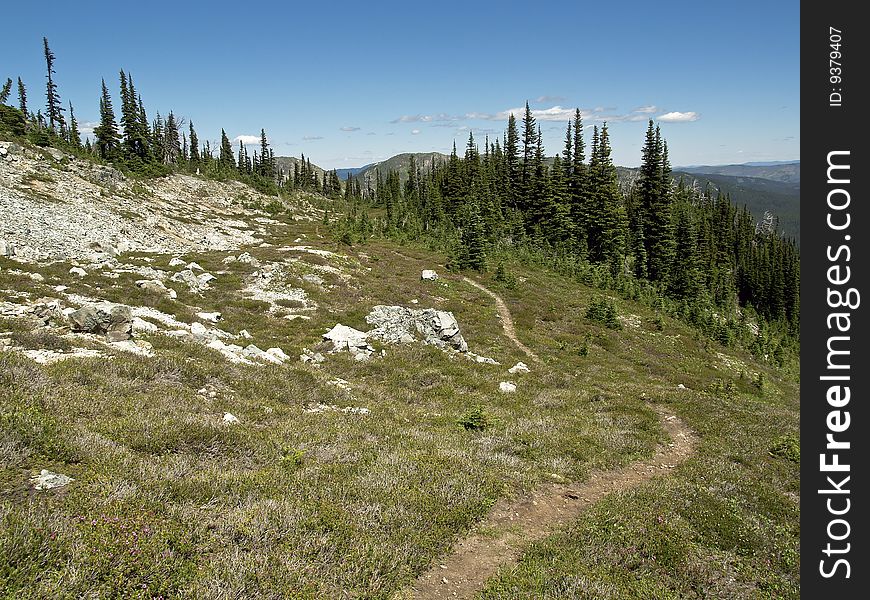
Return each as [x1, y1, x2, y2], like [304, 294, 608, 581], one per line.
[520, 101, 538, 209]
[189, 122, 200, 165]
[17, 78, 27, 115]
[258, 129, 274, 178]
[163, 111, 181, 165]
[67, 101, 81, 148]
[93, 79, 119, 159]
[0, 79, 11, 104]
[219, 128, 235, 171]
[42, 37, 65, 130]
[504, 113, 520, 207]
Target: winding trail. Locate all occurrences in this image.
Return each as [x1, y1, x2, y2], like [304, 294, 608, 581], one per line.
[461, 276, 541, 363]
[410, 406, 698, 600]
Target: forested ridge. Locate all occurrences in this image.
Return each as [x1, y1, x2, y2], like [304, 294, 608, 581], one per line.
[332, 105, 799, 367]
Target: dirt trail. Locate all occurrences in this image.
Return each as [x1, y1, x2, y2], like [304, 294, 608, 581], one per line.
[461, 276, 541, 363]
[410, 406, 698, 599]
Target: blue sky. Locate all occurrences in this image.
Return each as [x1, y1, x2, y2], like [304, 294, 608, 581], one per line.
[5, 1, 799, 170]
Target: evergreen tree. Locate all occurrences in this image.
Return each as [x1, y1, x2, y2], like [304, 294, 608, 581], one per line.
[163, 111, 181, 164]
[93, 79, 119, 159]
[504, 113, 520, 207]
[0, 79, 11, 104]
[67, 101, 81, 148]
[258, 128, 274, 178]
[17, 77, 27, 115]
[189, 121, 200, 165]
[219, 129, 236, 171]
[42, 37, 65, 130]
[520, 101, 538, 208]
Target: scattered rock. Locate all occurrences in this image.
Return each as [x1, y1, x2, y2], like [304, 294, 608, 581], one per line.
[223, 412, 239, 424]
[221, 255, 237, 264]
[508, 362, 530, 374]
[677, 383, 687, 390]
[365, 305, 468, 352]
[302, 273, 324, 286]
[466, 351, 499, 365]
[69, 266, 88, 277]
[265, 347, 290, 363]
[499, 381, 517, 393]
[236, 252, 260, 266]
[136, 279, 176, 299]
[68, 302, 133, 341]
[322, 323, 373, 355]
[170, 269, 214, 292]
[132, 316, 159, 332]
[421, 269, 438, 281]
[186, 261, 204, 271]
[196, 311, 222, 323]
[110, 339, 154, 356]
[31, 469, 74, 490]
[169, 257, 186, 267]
[190, 321, 209, 337]
[328, 377, 352, 392]
[300, 348, 326, 364]
[239, 329, 252, 339]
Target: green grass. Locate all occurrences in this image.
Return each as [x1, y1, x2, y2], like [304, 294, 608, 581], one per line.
[0, 220, 799, 598]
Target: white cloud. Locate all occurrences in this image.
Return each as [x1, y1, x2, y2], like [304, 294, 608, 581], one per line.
[79, 121, 99, 135]
[633, 105, 659, 114]
[657, 111, 700, 122]
[233, 134, 260, 145]
[340, 126, 360, 132]
[302, 135, 324, 141]
[411, 129, 421, 135]
[535, 95, 566, 103]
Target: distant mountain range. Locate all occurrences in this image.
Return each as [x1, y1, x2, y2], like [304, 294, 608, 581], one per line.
[676, 161, 800, 184]
[274, 156, 328, 181]
[349, 152, 450, 186]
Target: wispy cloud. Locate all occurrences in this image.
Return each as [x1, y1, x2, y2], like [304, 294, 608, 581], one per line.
[657, 111, 700, 122]
[233, 134, 260, 145]
[535, 95, 566, 103]
[633, 105, 658, 114]
[79, 121, 99, 135]
[411, 129, 421, 135]
[302, 135, 324, 141]
[391, 104, 676, 127]
[366, 132, 377, 136]
[340, 126, 360, 132]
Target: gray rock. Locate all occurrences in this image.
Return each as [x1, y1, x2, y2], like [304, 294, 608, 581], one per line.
[421, 269, 438, 281]
[499, 381, 517, 393]
[365, 305, 468, 352]
[31, 469, 74, 490]
[322, 323, 372, 355]
[508, 361, 530, 374]
[236, 252, 260, 266]
[69, 302, 133, 341]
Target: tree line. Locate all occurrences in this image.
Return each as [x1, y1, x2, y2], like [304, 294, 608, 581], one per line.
[0, 38, 344, 196]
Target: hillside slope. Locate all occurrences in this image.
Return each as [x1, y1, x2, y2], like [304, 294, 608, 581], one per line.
[0, 140, 799, 599]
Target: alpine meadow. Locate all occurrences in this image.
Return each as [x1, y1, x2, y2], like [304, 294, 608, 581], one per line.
[1, 4, 800, 599]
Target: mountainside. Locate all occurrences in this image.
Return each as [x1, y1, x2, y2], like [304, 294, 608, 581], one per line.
[352, 152, 450, 186]
[671, 170, 801, 241]
[274, 155, 329, 181]
[0, 137, 799, 598]
[613, 166, 800, 242]
[336, 165, 374, 181]
[678, 161, 800, 184]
